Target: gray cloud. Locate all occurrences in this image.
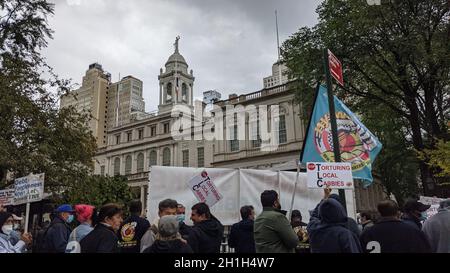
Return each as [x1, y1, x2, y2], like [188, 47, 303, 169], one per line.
[44, 0, 321, 111]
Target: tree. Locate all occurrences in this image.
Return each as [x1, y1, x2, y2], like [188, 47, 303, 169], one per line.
[0, 0, 97, 195]
[282, 0, 449, 196]
[63, 175, 133, 209]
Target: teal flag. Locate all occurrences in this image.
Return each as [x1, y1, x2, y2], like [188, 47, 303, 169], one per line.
[301, 85, 382, 187]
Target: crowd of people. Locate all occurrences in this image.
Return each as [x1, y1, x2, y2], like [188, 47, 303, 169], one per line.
[0, 188, 449, 253]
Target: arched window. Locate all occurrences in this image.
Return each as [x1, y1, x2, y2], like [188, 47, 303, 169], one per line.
[114, 157, 121, 176]
[182, 83, 187, 103]
[162, 148, 171, 166]
[125, 155, 132, 174]
[278, 114, 287, 144]
[149, 150, 157, 166]
[166, 82, 172, 103]
[136, 153, 144, 173]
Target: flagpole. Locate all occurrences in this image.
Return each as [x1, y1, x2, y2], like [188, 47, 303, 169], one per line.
[323, 48, 347, 212]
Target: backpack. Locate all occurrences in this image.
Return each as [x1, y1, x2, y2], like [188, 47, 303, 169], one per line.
[65, 227, 81, 253]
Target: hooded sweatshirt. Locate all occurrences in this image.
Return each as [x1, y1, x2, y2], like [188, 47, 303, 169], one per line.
[143, 239, 193, 253]
[307, 198, 362, 253]
[228, 218, 256, 253]
[422, 208, 450, 253]
[187, 217, 224, 253]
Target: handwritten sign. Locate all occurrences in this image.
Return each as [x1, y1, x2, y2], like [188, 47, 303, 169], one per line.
[307, 162, 354, 189]
[0, 189, 15, 206]
[186, 170, 222, 207]
[14, 173, 45, 205]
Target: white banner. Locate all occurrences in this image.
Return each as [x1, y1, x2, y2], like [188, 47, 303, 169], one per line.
[148, 166, 356, 226]
[14, 173, 45, 205]
[307, 162, 354, 189]
[0, 189, 15, 206]
[186, 170, 222, 207]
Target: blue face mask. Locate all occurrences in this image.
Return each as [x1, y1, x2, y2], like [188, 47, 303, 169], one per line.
[67, 214, 74, 223]
[176, 214, 185, 223]
[419, 212, 427, 221]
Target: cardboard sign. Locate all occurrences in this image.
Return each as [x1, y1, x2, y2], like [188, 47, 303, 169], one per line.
[307, 162, 354, 189]
[0, 189, 15, 206]
[186, 170, 222, 207]
[14, 173, 45, 205]
[328, 49, 344, 86]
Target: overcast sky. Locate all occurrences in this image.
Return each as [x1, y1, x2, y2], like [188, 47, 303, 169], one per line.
[44, 0, 321, 112]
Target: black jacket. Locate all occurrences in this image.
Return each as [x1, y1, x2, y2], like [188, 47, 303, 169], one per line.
[187, 218, 224, 253]
[179, 222, 193, 241]
[42, 216, 72, 253]
[118, 214, 150, 253]
[307, 199, 362, 253]
[143, 239, 193, 253]
[228, 219, 256, 253]
[401, 213, 422, 230]
[310, 200, 360, 237]
[360, 218, 431, 253]
[80, 223, 119, 253]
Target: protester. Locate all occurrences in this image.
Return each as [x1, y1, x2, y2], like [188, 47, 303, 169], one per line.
[8, 214, 23, 245]
[80, 203, 123, 253]
[0, 212, 32, 253]
[41, 204, 74, 253]
[140, 198, 178, 252]
[401, 199, 431, 230]
[360, 200, 431, 253]
[360, 211, 374, 232]
[176, 203, 192, 241]
[64, 204, 96, 253]
[291, 210, 309, 253]
[328, 194, 361, 237]
[142, 215, 193, 253]
[422, 199, 450, 253]
[254, 190, 299, 253]
[228, 205, 256, 253]
[187, 202, 224, 253]
[307, 196, 361, 253]
[118, 200, 150, 253]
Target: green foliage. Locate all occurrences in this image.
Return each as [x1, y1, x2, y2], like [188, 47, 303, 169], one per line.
[419, 139, 450, 180]
[63, 175, 133, 209]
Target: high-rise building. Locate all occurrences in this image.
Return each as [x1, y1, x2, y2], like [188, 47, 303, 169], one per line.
[263, 61, 289, 88]
[60, 63, 111, 147]
[107, 75, 145, 128]
[203, 90, 222, 104]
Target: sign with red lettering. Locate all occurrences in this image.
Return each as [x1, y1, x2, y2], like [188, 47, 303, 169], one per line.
[307, 162, 354, 189]
[328, 49, 344, 86]
[186, 170, 223, 207]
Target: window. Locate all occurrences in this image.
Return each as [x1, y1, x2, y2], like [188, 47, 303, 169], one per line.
[230, 114, 239, 152]
[116, 134, 120, 145]
[182, 150, 189, 167]
[197, 147, 204, 167]
[279, 115, 287, 144]
[163, 122, 170, 134]
[125, 155, 132, 174]
[150, 125, 157, 137]
[162, 148, 171, 166]
[251, 119, 261, 148]
[127, 131, 132, 142]
[100, 166, 105, 176]
[182, 83, 188, 103]
[138, 128, 144, 140]
[137, 153, 144, 172]
[114, 157, 120, 176]
[149, 150, 157, 166]
[166, 83, 172, 103]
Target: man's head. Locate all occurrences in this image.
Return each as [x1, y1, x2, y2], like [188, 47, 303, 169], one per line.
[291, 210, 303, 227]
[158, 215, 180, 239]
[129, 200, 142, 216]
[360, 211, 372, 224]
[403, 199, 431, 220]
[191, 202, 211, 224]
[158, 199, 178, 217]
[176, 203, 186, 223]
[56, 204, 75, 224]
[260, 190, 281, 209]
[377, 200, 400, 218]
[240, 205, 255, 221]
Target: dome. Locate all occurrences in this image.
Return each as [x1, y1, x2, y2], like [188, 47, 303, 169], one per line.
[165, 52, 187, 66]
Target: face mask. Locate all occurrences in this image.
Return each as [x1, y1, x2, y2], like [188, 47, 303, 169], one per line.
[419, 212, 427, 221]
[2, 224, 13, 236]
[176, 214, 185, 223]
[13, 224, 20, 230]
[67, 214, 74, 223]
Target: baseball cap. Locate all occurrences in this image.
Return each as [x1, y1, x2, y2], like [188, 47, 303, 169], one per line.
[403, 199, 431, 212]
[56, 204, 75, 213]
